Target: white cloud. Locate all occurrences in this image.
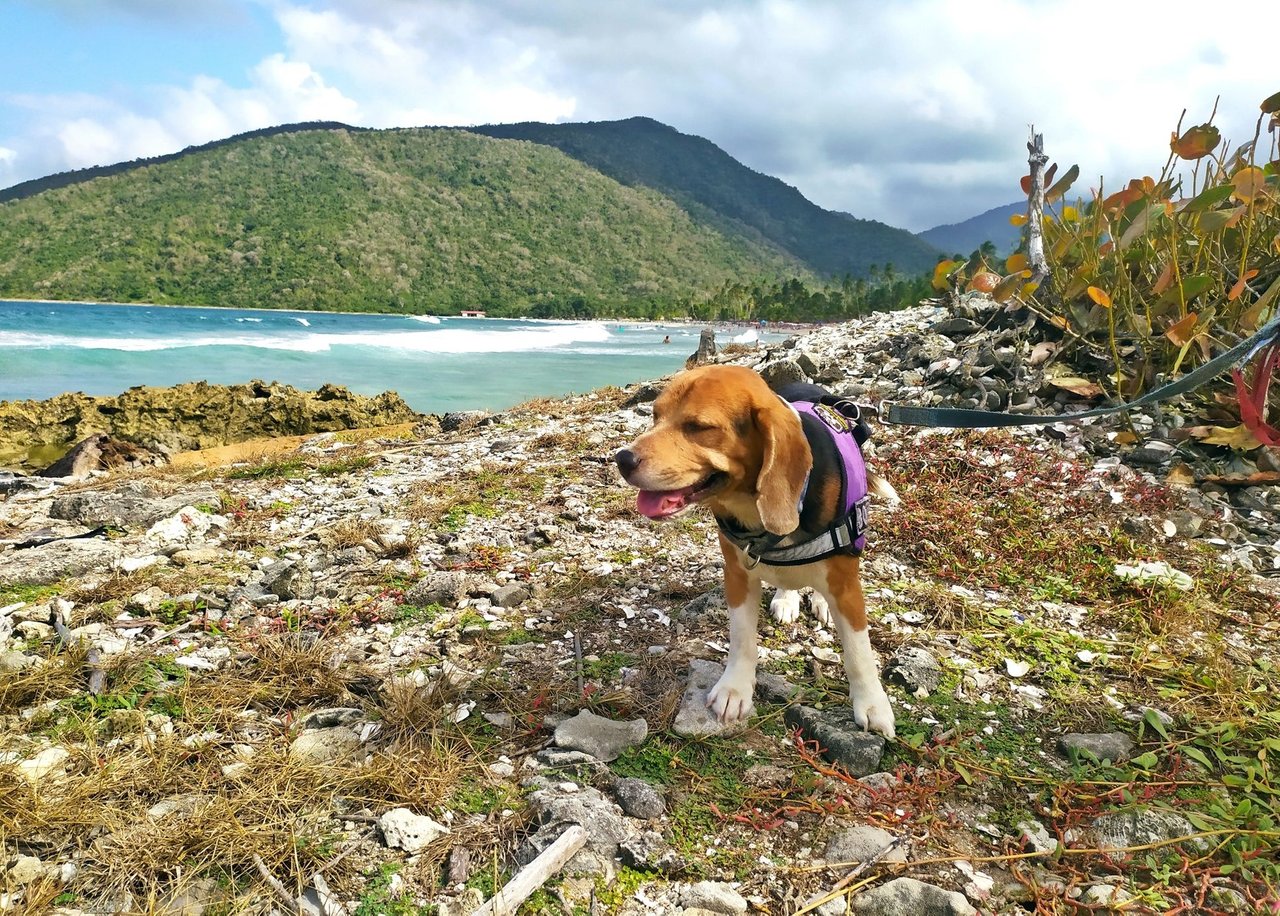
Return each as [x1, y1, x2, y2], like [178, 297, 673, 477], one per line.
[3, 0, 1276, 231]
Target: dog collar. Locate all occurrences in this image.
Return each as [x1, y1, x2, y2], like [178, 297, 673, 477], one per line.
[716, 397, 871, 568]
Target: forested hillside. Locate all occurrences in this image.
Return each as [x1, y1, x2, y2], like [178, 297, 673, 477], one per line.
[471, 117, 940, 279]
[0, 126, 808, 315]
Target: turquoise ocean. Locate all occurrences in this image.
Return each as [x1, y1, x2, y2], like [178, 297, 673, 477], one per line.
[0, 300, 777, 413]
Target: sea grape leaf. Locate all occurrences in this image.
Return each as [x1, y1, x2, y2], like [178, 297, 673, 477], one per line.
[1164, 312, 1199, 346]
[1119, 203, 1163, 249]
[968, 271, 1001, 293]
[1231, 166, 1267, 203]
[1182, 184, 1235, 213]
[1192, 207, 1233, 236]
[1158, 273, 1215, 306]
[932, 259, 960, 290]
[1199, 424, 1262, 450]
[1262, 90, 1280, 114]
[1152, 260, 1175, 295]
[990, 272, 1023, 302]
[1049, 376, 1105, 398]
[1240, 273, 1280, 330]
[1005, 252, 1028, 273]
[1171, 124, 1221, 160]
[1228, 269, 1259, 303]
[1009, 212, 1028, 226]
[1045, 164, 1080, 202]
[1087, 286, 1112, 308]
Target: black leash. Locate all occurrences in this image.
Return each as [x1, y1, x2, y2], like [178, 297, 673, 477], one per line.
[871, 314, 1280, 429]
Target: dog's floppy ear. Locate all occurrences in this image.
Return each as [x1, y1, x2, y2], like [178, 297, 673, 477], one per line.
[754, 398, 811, 535]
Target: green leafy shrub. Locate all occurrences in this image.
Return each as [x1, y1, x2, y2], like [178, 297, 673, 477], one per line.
[941, 92, 1280, 449]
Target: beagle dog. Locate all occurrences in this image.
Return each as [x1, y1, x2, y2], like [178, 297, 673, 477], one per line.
[616, 364, 896, 737]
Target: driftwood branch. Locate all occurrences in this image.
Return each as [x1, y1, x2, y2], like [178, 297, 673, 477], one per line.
[1025, 127, 1051, 292]
[252, 854, 301, 914]
[469, 825, 587, 916]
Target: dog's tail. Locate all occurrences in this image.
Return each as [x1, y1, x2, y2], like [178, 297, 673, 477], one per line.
[867, 472, 900, 507]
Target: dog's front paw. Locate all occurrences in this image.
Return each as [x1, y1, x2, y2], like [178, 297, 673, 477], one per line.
[707, 670, 756, 723]
[810, 593, 834, 629]
[769, 589, 802, 625]
[849, 684, 896, 739]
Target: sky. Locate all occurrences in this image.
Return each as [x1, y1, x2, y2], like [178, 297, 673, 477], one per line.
[0, 0, 1274, 232]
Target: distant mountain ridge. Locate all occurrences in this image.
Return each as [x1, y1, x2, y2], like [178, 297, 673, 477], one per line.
[918, 201, 1025, 257]
[470, 117, 940, 278]
[0, 117, 942, 314]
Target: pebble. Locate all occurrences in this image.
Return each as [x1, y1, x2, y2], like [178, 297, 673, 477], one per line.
[379, 807, 450, 853]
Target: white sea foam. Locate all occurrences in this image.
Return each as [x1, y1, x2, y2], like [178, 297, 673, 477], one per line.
[409, 315, 442, 324]
[0, 321, 614, 354]
[729, 329, 760, 344]
[293, 317, 311, 326]
[235, 317, 263, 323]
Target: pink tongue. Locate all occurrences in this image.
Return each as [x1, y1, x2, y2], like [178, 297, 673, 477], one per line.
[637, 489, 689, 519]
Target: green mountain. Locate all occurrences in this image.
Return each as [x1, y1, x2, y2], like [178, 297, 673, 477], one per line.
[0, 118, 941, 315]
[918, 201, 1024, 257]
[471, 117, 940, 278]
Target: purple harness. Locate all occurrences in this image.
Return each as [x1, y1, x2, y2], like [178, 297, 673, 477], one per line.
[716, 397, 872, 566]
[792, 399, 871, 554]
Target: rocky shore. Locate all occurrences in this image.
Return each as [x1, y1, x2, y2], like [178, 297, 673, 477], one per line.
[0, 380, 420, 472]
[2, 296, 1278, 914]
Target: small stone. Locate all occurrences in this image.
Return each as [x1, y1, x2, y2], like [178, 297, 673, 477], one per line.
[783, 705, 885, 777]
[3, 854, 45, 886]
[755, 671, 801, 703]
[404, 571, 470, 607]
[0, 650, 37, 674]
[932, 317, 981, 337]
[1057, 732, 1135, 763]
[850, 876, 976, 915]
[491, 584, 530, 608]
[613, 777, 665, 819]
[1165, 510, 1205, 537]
[553, 709, 647, 762]
[824, 823, 906, 864]
[15, 746, 70, 784]
[379, 807, 450, 853]
[744, 764, 791, 788]
[1091, 809, 1202, 855]
[759, 359, 807, 388]
[824, 825, 907, 865]
[288, 725, 362, 763]
[679, 880, 748, 914]
[1016, 820, 1058, 854]
[673, 660, 742, 737]
[885, 647, 942, 695]
[619, 829, 681, 874]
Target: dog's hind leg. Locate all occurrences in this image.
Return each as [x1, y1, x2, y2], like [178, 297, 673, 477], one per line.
[769, 588, 803, 625]
[809, 592, 834, 629]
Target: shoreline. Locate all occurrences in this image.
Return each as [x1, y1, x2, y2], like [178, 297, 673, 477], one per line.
[0, 296, 820, 331]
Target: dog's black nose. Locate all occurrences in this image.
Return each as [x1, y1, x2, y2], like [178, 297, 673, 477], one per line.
[615, 448, 640, 476]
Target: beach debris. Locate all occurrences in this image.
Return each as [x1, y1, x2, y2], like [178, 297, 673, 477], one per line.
[1113, 561, 1195, 591]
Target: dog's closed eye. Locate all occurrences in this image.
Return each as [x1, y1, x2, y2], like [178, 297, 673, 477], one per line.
[681, 418, 718, 435]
